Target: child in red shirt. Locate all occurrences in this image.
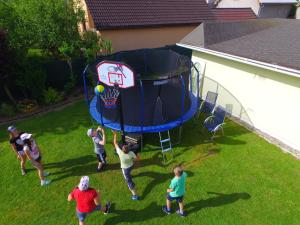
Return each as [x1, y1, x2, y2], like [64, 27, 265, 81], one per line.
[68, 176, 110, 225]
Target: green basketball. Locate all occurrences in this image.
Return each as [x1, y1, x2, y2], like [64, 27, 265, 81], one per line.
[95, 85, 105, 94]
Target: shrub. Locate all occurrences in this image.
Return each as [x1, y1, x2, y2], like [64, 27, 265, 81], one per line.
[43, 88, 64, 105]
[16, 56, 47, 103]
[0, 103, 16, 117]
[16, 99, 38, 113]
[64, 76, 76, 95]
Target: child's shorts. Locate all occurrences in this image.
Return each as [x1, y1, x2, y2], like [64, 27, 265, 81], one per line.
[167, 194, 184, 203]
[31, 156, 42, 163]
[96, 152, 107, 164]
[76, 205, 101, 222]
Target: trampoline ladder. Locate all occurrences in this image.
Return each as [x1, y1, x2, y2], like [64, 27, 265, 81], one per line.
[159, 131, 173, 163]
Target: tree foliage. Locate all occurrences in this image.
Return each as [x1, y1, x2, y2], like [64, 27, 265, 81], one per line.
[0, 0, 109, 60]
[0, 0, 111, 103]
[0, 29, 17, 104]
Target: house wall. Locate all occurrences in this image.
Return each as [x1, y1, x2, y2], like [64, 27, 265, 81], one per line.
[192, 51, 300, 153]
[258, 4, 293, 18]
[78, 0, 95, 32]
[79, 0, 197, 52]
[99, 26, 198, 52]
[296, 6, 300, 19]
[217, 0, 260, 15]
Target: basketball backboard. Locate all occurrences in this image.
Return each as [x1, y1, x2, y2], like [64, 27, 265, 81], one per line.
[96, 61, 135, 88]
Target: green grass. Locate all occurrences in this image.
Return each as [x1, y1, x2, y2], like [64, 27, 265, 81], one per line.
[1, 101, 300, 225]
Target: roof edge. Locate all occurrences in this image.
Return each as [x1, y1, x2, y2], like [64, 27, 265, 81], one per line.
[177, 43, 300, 78]
[96, 22, 204, 30]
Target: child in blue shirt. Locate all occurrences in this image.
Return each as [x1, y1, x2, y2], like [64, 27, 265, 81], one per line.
[163, 165, 187, 217]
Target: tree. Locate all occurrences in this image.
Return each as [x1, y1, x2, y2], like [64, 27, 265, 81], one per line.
[0, 0, 111, 91]
[0, 30, 17, 104]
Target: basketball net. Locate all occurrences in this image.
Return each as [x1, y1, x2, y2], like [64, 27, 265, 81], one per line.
[100, 87, 120, 109]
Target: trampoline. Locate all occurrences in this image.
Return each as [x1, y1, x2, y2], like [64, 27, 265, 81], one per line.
[83, 48, 200, 134]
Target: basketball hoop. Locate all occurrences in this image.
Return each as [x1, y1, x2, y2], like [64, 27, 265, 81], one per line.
[97, 61, 135, 89]
[100, 86, 120, 109]
[96, 60, 135, 143]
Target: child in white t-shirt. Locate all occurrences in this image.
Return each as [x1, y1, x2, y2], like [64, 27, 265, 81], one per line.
[112, 130, 140, 200]
[21, 133, 51, 186]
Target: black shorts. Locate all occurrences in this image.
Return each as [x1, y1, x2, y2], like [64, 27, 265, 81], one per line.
[96, 152, 107, 164]
[35, 156, 42, 163]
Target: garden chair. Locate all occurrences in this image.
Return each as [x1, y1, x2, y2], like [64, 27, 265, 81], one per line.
[204, 106, 226, 139]
[198, 91, 218, 116]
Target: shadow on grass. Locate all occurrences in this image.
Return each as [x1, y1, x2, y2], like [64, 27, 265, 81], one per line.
[46, 152, 167, 182]
[44, 155, 97, 181]
[0, 101, 91, 143]
[133, 170, 194, 200]
[141, 117, 248, 156]
[186, 192, 251, 214]
[104, 202, 163, 225]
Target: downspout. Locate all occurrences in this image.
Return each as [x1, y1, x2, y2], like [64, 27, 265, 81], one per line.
[258, 3, 265, 17]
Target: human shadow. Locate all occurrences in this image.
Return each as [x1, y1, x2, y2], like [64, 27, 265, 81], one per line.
[44, 151, 167, 182]
[44, 155, 95, 169]
[135, 152, 169, 168]
[186, 192, 251, 214]
[133, 170, 194, 200]
[44, 155, 98, 182]
[104, 202, 163, 225]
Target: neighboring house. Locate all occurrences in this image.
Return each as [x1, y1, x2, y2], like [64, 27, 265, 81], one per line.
[296, 2, 300, 19]
[79, 0, 255, 52]
[214, 0, 297, 18]
[178, 19, 300, 156]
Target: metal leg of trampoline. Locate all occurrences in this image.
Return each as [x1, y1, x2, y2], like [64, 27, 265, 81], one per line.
[172, 126, 183, 146]
[140, 134, 144, 152]
[178, 126, 182, 144]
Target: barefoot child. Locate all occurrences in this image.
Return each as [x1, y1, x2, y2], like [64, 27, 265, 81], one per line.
[87, 127, 107, 172]
[112, 130, 140, 200]
[68, 176, 110, 225]
[163, 165, 187, 217]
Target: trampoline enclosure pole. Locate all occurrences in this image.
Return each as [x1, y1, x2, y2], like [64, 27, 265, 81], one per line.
[82, 65, 90, 106]
[118, 88, 126, 143]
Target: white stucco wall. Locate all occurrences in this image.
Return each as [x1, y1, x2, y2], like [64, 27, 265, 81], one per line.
[217, 0, 260, 15]
[192, 51, 300, 153]
[296, 6, 300, 19]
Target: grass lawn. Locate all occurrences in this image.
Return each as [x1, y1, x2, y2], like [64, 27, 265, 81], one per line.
[1, 101, 300, 225]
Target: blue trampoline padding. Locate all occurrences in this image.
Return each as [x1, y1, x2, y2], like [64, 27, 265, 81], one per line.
[89, 93, 198, 133]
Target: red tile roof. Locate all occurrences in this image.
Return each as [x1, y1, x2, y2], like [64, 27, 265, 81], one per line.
[85, 0, 256, 30]
[85, 0, 215, 29]
[212, 8, 257, 21]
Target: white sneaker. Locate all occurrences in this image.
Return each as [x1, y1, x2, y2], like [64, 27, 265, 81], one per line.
[43, 171, 50, 177]
[41, 180, 51, 186]
[21, 169, 26, 176]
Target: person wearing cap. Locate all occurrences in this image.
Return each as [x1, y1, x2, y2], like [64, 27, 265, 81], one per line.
[21, 133, 51, 186]
[7, 125, 27, 175]
[87, 127, 107, 172]
[68, 176, 110, 225]
[162, 165, 187, 217]
[112, 130, 140, 200]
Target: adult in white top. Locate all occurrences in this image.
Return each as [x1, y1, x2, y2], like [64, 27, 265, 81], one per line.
[112, 130, 140, 200]
[21, 133, 51, 186]
[7, 125, 27, 175]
